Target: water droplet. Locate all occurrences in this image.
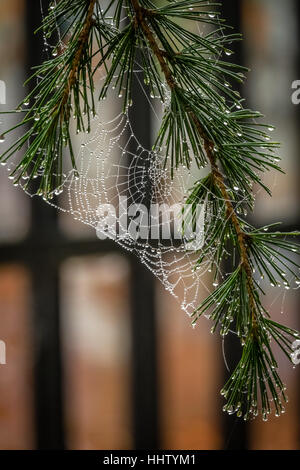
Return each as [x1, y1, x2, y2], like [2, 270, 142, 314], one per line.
[0, 134, 5, 143]
[227, 406, 235, 415]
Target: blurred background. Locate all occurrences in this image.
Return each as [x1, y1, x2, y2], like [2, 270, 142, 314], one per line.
[0, 0, 299, 450]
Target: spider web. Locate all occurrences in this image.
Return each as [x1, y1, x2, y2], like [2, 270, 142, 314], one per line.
[49, 77, 218, 317]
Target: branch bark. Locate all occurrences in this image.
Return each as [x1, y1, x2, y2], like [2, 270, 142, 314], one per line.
[59, 0, 97, 116]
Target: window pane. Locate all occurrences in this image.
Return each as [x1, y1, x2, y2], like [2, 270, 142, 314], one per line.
[157, 274, 222, 449]
[243, 0, 299, 223]
[0, 0, 30, 241]
[0, 264, 34, 449]
[61, 253, 132, 449]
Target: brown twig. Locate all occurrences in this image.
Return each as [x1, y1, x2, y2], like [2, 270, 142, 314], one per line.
[59, 0, 97, 117]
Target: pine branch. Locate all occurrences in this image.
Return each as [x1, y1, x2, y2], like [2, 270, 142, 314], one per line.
[0, 0, 299, 420]
[0, 0, 112, 197]
[130, 0, 258, 335]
